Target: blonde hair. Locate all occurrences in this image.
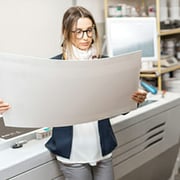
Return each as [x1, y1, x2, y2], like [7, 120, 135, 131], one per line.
[61, 6, 101, 59]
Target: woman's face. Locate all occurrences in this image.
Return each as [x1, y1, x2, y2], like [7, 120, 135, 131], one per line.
[71, 18, 94, 50]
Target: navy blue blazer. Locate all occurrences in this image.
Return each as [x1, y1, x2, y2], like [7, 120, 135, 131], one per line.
[45, 54, 117, 158]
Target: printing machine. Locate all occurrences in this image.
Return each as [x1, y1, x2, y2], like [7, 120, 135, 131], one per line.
[0, 92, 180, 180]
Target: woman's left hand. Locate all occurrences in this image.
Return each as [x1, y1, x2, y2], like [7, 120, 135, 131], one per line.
[0, 99, 10, 114]
[132, 90, 147, 104]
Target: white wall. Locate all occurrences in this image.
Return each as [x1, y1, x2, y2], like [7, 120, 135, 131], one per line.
[76, 0, 105, 23]
[0, 0, 72, 58]
[0, 0, 105, 58]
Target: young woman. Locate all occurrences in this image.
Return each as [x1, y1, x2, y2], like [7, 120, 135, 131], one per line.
[45, 6, 146, 180]
[0, 6, 147, 180]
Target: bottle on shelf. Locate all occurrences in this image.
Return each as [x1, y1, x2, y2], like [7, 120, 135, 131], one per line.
[139, 0, 147, 17]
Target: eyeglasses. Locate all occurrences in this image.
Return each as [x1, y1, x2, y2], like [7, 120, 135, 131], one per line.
[72, 26, 94, 39]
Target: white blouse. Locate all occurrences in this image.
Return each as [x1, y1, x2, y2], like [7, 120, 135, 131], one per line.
[56, 121, 111, 165]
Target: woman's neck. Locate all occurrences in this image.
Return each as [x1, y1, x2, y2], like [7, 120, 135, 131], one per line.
[66, 45, 97, 60]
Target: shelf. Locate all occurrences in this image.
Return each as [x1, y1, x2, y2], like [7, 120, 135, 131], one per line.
[140, 68, 161, 78]
[140, 73, 158, 78]
[140, 63, 180, 78]
[160, 28, 180, 36]
[104, 0, 180, 90]
[161, 63, 180, 73]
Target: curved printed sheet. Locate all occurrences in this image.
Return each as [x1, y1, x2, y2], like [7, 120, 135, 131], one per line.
[0, 51, 141, 127]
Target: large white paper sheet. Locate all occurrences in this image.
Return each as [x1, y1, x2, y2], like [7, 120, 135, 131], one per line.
[0, 51, 141, 127]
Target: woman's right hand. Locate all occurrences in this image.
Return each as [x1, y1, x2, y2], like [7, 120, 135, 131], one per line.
[0, 99, 10, 114]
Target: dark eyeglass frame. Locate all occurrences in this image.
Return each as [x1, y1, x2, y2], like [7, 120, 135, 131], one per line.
[71, 26, 95, 39]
